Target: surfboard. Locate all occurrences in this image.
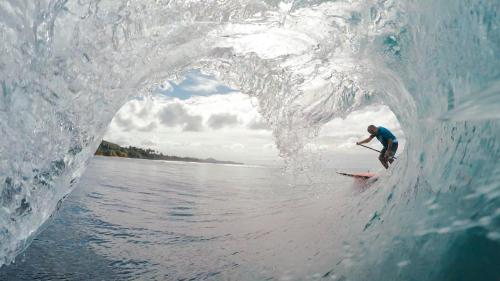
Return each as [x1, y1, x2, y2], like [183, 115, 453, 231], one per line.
[336, 171, 377, 179]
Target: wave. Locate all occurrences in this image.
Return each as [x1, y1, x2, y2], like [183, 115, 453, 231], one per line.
[0, 0, 499, 279]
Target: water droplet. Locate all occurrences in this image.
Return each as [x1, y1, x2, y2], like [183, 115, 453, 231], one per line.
[397, 260, 410, 267]
[486, 232, 500, 241]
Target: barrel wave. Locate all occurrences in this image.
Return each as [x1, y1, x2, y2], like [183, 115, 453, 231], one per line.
[0, 0, 499, 280]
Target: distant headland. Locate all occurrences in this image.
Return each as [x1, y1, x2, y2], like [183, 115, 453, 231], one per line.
[95, 140, 243, 165]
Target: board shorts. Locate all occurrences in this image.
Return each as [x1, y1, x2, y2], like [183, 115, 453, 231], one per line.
[380, 142, 398, 159]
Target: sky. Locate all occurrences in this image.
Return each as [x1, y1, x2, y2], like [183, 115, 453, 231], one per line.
[103, 71, 403, 165]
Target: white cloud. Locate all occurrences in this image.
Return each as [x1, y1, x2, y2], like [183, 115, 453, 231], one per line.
[158, 103, 204, 132]
[141, 140, 157, 146]
[137, 122, 157, 132]
[262, 143, 276, 150]
[156, 71, 235, 99]
[112, 114, 136, 132]
[104, 92, 279, 164]
[247, 117, 269, 130]
[182, 75, 224, 94]
[207, 113, 239, 129]
[229, 143, 245, 151]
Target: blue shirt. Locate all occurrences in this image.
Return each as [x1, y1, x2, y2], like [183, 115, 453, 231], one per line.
[373, 127, 398, 148]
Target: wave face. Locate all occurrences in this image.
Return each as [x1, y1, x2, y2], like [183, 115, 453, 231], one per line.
[0, 0, 499, 278]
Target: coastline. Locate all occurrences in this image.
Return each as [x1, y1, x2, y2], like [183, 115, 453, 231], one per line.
[95, 140, 244, 165]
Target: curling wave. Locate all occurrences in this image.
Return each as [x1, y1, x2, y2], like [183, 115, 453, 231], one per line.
[0, 0, 499, 279]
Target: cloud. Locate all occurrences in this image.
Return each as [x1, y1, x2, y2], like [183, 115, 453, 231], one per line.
[184, 115, 204, 132]
[155, 71, 235, 100]
[141, 140, 157, 146]
[248, 119, 269, 130]
[127, 101, 138, 113]
[136, 101, 153, 119]
[105, 89, 280, 164]
[230, 143, 245, 151]
[183, 75, 223, 94]
[158, 103, 204, 132]
[262, 143, 277, 150]
[207, 113, 239, 129]
[113, 114, 136, 132]
[137, 122, 158, 132]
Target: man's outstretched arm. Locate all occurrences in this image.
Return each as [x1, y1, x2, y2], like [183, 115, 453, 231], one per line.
[356, 135, 374, 145]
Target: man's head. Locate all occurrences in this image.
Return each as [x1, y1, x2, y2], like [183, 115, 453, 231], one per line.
[367, 125, 378, 135]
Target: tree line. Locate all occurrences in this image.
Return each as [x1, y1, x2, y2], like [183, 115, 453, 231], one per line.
[95, 140, 242, 165]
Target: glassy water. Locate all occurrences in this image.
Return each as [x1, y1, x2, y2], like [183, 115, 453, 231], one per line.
[0, 156, 375, 280]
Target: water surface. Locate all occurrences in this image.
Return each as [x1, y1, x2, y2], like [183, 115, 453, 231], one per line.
[0, 156, 367, 280]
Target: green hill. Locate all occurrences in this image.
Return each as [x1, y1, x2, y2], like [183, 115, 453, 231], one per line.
[95, 140, 243, 165]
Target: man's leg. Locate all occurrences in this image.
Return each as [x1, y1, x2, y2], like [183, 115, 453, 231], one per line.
[388, 150, 395, 164]
[388, 143, 398, 164]
[379, 149, 389, 169]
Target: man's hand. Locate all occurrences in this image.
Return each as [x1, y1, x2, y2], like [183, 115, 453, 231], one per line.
[357, 135, 374, 146]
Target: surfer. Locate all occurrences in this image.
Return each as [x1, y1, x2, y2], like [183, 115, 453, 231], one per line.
[356, 125, 398, 169]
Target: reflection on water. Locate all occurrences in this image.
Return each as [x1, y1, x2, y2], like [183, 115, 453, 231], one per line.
[0, 156, 366, 280]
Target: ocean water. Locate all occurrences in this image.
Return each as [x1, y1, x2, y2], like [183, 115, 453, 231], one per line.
[0, 156, 378, 280]
[1, 0, 499, 280]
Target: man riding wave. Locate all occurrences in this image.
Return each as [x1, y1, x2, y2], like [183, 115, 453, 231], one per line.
[356, 125, 398, 169]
